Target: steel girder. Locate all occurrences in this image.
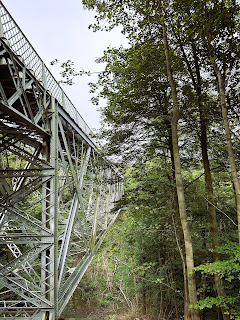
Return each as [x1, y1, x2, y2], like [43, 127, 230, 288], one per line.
[0, 3, 124, 320]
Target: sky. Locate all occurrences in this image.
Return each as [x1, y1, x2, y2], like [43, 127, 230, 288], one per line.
[2, 0, 128, 130]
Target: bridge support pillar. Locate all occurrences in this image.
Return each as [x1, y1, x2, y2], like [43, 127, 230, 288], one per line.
[41, 97, 59, 320]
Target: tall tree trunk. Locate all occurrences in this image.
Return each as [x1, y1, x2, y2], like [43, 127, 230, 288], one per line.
[202, 0, 240, 248]
[169, 125, 190, 320]
[214, 66, 240, 248]
[162, 23, 200, 320]
[199, 91, 230, 319]
[166, 102, 191, 320]
[174, 32, 230, 318]
[191, 44, 231, 320]
[173, 177, 191, 320]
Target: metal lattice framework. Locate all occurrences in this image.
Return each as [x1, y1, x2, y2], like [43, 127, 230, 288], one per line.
[0, 2, 124, 319]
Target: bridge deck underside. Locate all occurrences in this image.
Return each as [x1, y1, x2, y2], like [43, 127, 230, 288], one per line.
[0, 38, 123, 320]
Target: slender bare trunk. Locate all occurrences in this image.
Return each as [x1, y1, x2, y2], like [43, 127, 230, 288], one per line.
[175, 33, 230, 318]
[173, 185, 190, 320]
[214, 67, 240, 248]
[162, 23, 200, 320]
[169, 125, 190, 320]
[200, 105, 230, 318]
[190, 46, 230, 319]
[202, 0, 240, 248]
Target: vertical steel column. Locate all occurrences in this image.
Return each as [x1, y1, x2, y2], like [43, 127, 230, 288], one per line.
[41, 96, 58, 320]
[41, 147, 50, 307]
[51, 96, 58, 320]
[104, 183, 110, 229]
[41, 59, 48, 310]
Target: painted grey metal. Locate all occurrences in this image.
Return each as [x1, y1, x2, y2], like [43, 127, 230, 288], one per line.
[0, 2, 124, 320]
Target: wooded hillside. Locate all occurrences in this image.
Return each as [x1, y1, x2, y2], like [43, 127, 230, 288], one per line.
[64, 1, 240, 319]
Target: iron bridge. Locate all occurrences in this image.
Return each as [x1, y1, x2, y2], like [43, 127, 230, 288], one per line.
[0, 2, 124, 319]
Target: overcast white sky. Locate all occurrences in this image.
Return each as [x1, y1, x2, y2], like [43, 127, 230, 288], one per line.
[2, 0, 127, 130]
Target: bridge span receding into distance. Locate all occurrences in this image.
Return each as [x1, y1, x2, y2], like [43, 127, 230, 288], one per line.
[0, 1, 124, 319]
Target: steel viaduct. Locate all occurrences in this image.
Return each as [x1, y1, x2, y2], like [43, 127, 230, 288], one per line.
[0, 2, 124, 319]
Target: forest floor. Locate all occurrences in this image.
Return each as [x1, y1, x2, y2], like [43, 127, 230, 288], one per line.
[62, 302, 142, 320]
[62, 288, 143, 320]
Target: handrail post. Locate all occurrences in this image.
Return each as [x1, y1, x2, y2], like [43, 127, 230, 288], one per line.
[42, 62, 48, 90]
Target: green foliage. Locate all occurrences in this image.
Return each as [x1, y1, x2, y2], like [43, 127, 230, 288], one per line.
[194, 241, 240, 318]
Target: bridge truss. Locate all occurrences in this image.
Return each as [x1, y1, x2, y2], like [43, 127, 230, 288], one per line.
[0, 2, 124, 319]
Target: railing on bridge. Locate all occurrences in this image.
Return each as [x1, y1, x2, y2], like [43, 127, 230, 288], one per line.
[0, 0, 93, 140]
[0, 2, 124, 320]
